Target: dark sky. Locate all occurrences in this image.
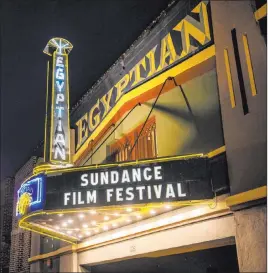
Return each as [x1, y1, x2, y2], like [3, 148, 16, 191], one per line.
[0, 0, 173, 180]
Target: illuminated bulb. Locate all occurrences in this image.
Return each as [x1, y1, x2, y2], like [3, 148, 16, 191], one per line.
[112, 223, 118, 228]
[94, 229, 99, 233]
[78, 214, 85, 219]
[103, 225, 109, 231]
[58, 214, 63, 217]
[191, 209, 202, 217]
[165, 205, 172, 210]
[126, 218, 132, 223]
[62, 222, 67, 227]
[78, 234, 83, 239]
[82, 224, 88, 228]
[91, 220, 97, 226]
[126, 208, 132, 212]
[75, 228, 80, 231]
[55, 226, 60, 230]
[150, 209, 156, 215]
[104, 216, 110, 221]
[48, 218, 53, 222]
[174, 214, 184, 221]
[85, 231, 91, 236]
[113, 212, 119, 217]
[67, 230, 72, 234]
[67, 219, 73, 224]
[89, 210, 97, 215]
[136, 214, 142, 220]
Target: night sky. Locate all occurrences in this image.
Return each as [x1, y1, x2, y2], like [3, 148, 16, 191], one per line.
[1, 0, 173, 180]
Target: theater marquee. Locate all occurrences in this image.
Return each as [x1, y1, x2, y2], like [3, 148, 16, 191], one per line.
[45, 157, 213, 210]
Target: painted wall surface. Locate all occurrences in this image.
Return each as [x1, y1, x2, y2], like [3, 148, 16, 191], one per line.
[81, 68, 224, 166]
[234, 206, 267, 272]
[211, 1, 267, 194]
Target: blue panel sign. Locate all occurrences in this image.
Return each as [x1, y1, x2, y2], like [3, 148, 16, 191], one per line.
[16, 175, 46, 217]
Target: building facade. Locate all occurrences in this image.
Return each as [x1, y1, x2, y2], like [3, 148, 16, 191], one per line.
[9, 157, 39, 273]
[0, 177, 15, 273]
[13, 0, 267, 273]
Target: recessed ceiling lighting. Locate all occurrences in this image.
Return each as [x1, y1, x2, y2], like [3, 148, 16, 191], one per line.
[82, 224, 88, 228]
[85, 231, 91, 236]
[89, 210, 97, 215]
[78, 214, 85, 219]
[75, 228, 80, 231]
[67, 219, 73, 224]
[94, 229, 99, 233]
[112, 223, 118, 227]
[91, 220, 97, 226]
[58, 214, 63, 217]
[55, 226, 60, 230]
[150, 209, 156, 215]
[48, 218, 53, 222]
[126, 218, 132, 223]
[126, 208, 132, 212]
[104, 216, 110, 221]
[113, 212, 119, 216]
[136, 214, 142, 219]
[103, 225, 109, 231]
[78, 234, 83, 238]
[67, 230, 72, 234]
[165, 205, 172, 210]
[62, 222, 67, 227]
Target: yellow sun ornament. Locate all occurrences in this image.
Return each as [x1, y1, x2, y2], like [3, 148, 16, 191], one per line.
[17, 192, 32, 216]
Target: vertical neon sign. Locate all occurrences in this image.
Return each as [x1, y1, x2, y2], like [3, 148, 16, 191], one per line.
[43, 38, 73, 164]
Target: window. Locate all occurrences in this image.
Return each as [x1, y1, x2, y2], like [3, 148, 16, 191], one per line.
[110, 116, 157, 162]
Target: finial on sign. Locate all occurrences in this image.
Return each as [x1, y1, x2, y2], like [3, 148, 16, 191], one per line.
[44, 37, 73, 56]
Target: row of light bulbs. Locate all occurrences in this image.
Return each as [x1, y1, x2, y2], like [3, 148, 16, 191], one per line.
[48, 205, 173, 239]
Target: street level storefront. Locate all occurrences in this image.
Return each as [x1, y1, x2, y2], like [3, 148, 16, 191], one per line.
[14, 0, 266, 272]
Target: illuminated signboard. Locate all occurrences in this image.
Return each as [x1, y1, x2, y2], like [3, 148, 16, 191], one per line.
[16, 175, 45, 217]
[43, 38, 73, 165]
[45, 157, 214, 210]
[73, 0, 213, 153]
[51, 52, 70, 163]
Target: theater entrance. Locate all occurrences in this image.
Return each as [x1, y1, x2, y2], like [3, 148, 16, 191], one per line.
[82, 245, 239, 273]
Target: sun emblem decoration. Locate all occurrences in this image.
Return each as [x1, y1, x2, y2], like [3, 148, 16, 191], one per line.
[17, 192, 32, 216]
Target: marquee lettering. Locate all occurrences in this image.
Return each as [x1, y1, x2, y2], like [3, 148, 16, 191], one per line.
[74, 1, 212, 151]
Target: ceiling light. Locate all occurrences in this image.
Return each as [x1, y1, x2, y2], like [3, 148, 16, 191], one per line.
[48, 218, 53, 222]
[113, 212, 119, 216]
[67, 219, 73, 224]
[165, 205, 172, 210]
[67, 230, 72, 234]
[104, 216, 110, 221]
[78, 234, 83, 239]
[126, 208, 132, 212]
[150, 209, 156, 215]
[41, 222, 46, 225]
[112, 223, 118, 227]
[58, 214, 63, 217]
[136, 214, 142, 219]
[55, 226, 60, 230]
[126, 218, 132, 223]
[91, 220, 97, 226]
[62, 222, 67, 227]
[85, 231, 91, 236]
[89, 210, 97, 215]
[78, 214, 85, 219]
[82, 224, 88, 228]
[103, 225, 109, 231]
[94, 229, 99, 233]
[75, 228, 80, 231]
